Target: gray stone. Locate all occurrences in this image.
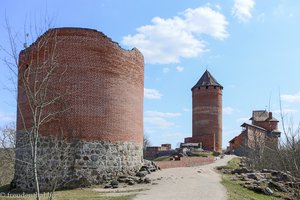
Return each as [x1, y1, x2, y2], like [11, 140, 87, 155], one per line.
[247, 173, 263, 181]
[127, 180, 135, 185]
[91, 155, 98, 162]
[110, 180, 119, 186]
[83, 156, 89, 161]
[117, 177, 127, 183]
[232, 167, 253, 174]
[136, 171, 148, 177]
[264, 187, 273, 195]
[144, 177, 151, 184]
[13, 134, 143, 192]
[110, 180, 119, 188]
[268, 181, 288, 192]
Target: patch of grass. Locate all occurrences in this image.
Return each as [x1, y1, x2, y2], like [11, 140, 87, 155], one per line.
[216, 157, 241, 171]
[225, 157, 241, 169]
[153, 156, 171, 161]
[220, 158, 283, 200]
[222, 175, 282, 200]
[0, 188, 134, 200]
[190, 151, 213, 157]
[0, 184, 10, 193]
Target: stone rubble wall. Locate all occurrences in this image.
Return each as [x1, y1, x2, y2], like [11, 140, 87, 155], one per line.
[13, 133, 143, 191]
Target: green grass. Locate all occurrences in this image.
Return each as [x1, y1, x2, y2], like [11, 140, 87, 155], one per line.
[225, 157, 241, 169]
[220, 157, 282, 200]
[0, 187, 134, 200]
[222, 175, 282, 200]
[0, 185, 10, 193]
[190, 151, 213, 157]
[153, 156, 171, 161]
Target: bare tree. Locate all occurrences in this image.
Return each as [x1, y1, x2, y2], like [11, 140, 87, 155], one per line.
[143, 134, 151, 159]
[0, 123, 16, 186]
[1, 18, 70, 200]
[242, 97, 300, 179]
[277, 97, 300, 177]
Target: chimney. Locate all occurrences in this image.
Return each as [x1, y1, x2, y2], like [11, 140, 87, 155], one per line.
[269, 112, 273, 119]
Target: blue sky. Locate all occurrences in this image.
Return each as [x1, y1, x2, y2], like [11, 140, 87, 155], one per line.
[1, 0, 300, 149]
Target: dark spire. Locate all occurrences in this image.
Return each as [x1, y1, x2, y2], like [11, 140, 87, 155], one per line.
[191, 70, 223, 90]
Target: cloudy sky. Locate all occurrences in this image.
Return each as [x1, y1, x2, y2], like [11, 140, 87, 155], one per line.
[1, 0, 300, 148]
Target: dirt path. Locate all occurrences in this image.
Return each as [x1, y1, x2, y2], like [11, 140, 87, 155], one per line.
[134, 155, 235, 200]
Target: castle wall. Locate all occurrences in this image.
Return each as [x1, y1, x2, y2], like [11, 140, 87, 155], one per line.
[15, 28, 144, 191]
[192, 86, 222, 152]
[17, 28, 144, 144]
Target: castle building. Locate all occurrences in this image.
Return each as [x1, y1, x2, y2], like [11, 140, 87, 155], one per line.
[14, 28, 144, 191]
[229, 110, 281, 156]
[185, 70, 223, 152]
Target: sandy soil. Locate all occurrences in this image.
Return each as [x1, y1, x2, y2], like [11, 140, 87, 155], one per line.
[96, 155, 235, 200]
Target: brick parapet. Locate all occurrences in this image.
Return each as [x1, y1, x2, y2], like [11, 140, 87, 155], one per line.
[154, 157, 214, 169]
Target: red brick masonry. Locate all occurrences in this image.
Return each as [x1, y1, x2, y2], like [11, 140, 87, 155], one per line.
[155, 157, 214, 169]
[17, 28, 144, 145]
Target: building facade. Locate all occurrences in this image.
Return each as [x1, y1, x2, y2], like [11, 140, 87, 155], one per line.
[229, 110, 281, 156]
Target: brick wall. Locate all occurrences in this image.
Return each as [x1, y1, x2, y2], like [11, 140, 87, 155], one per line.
[17, 28, 144, 145]
[253, 121, 278, 131]
[192, 86, 222, 152]
[155, 157, 214, 169]
[229, 132, 244, 151]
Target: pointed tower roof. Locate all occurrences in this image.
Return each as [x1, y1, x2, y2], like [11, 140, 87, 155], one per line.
[192, 70, 223, 90]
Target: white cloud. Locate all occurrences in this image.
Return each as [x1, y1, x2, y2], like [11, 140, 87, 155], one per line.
[144, 88, 162, 99]
[163, 67, 170, 73]
[176, 66, 184, 72]
[144, 117, 174, 128]
[232, 0, 255, 23]
[0, 113, 15, 123]
[223, 106, 236, 115]
[123, 6, 228, 64]
[183, 108, 190, 112]
[144, 110, 181, 130]
[281, 92, 300, 103]
[145, 111, 181, 118]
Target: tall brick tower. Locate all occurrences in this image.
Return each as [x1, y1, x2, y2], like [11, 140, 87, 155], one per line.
[14, 28, 144, 191]
[185, 70, 223, 152]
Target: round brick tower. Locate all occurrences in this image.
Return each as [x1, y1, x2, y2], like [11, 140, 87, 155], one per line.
[14, 28, 144, 191]
[185, 70, 223, 152]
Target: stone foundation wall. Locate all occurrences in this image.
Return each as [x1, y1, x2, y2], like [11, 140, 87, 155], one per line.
[13, 133, 143, 191]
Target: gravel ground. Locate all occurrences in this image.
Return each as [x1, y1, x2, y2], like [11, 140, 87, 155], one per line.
[133, 155, 235, 200]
